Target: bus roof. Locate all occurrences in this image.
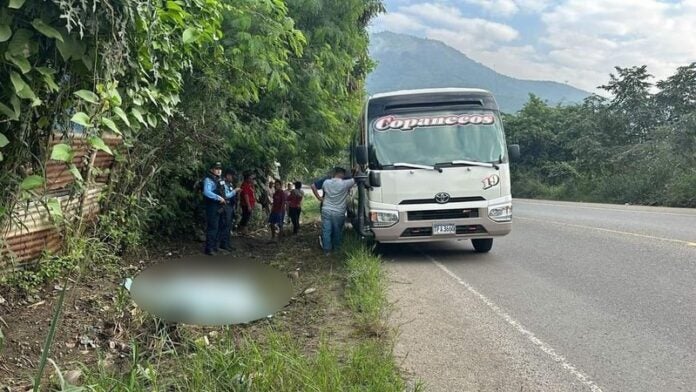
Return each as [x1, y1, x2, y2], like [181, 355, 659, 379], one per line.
[369, 88, 492, 100]
[367, 88, 500, 114]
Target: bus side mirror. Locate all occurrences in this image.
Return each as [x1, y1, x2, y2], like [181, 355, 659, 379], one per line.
[369, 171, 381, 187]
[355, 145, 368, 166]
[508, 144, 520, 161]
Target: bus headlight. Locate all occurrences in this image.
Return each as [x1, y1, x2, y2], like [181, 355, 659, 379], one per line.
[370, 210, 399, 228]
[488, 203, 512, 222]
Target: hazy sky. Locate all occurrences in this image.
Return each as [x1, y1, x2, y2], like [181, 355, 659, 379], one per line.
[370, 0, 696, 92]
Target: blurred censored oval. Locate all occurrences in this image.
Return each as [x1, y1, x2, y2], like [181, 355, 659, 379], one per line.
[129, 257, 293, 325]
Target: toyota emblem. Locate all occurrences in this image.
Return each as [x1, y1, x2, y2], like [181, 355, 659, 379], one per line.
[434, 192, 450, 204]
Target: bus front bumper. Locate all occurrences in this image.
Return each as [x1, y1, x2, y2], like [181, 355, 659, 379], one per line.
[367, 198, 513, 243]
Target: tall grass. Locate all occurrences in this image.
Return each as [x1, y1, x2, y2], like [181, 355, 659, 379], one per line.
[33, 280, 68, 392]
[31, 234, 119, 391]
[301, 195, 321, 222]
[343, 235, 387, 331]
[79, 331, 405, 391]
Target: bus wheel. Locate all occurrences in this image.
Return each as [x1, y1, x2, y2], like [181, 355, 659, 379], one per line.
[472, 238, 493, 253]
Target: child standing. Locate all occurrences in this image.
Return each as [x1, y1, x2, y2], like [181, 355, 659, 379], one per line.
[268, 180, 286, 241]
[284, 182, 293, 227]
[287, 181, 304, 235]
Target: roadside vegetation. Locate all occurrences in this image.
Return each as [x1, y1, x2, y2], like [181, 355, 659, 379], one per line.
[343, 235, 387, 334]
[301, 196, 321, 222]
[506, 64, 696, 207]
[1, 0, 385, 263]
[0, 0, 414, 390]
[1, 197, 412, 391]
[82, 332, 404, 391]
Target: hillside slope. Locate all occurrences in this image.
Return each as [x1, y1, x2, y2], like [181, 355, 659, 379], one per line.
[367, 32, 590, 113]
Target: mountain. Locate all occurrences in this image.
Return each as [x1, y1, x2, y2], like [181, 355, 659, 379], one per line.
[366, 32, 591, 113]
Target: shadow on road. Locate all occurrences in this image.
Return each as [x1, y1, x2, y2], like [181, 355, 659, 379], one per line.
[375, 240, 495, 264]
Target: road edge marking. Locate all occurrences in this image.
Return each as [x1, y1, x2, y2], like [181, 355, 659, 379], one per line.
[516, 216, 696, 247]
[515, 200, 696, 217]
[425, 253, 604, 392]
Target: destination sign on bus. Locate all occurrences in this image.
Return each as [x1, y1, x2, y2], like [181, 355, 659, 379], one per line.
[374, 113, 495, 131]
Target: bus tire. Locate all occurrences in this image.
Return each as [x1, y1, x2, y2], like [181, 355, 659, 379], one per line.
[472, 238, 493, 253]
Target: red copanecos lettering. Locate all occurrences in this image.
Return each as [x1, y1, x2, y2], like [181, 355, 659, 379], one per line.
[374, 114, 495, 131]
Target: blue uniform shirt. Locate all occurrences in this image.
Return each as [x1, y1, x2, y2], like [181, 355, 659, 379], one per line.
[203, 177, 235, 202]
[223, 182, 236, 201]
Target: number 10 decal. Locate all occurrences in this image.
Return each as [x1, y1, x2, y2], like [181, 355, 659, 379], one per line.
[482, 174, 500, 190]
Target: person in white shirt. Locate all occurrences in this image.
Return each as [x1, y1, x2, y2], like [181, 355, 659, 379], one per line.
[319, 167, 356, 255]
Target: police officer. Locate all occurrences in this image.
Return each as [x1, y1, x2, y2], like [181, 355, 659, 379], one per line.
[219, 168, 239, 251]
[202, 162, 228, 255]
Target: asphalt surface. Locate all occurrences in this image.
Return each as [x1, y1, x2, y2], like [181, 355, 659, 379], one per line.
[383, 199, 696, 392]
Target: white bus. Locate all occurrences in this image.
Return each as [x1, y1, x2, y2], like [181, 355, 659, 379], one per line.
[350, 88, 520, 253]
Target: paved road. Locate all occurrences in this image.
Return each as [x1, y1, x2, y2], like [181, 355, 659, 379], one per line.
[384, 199, 696, 392]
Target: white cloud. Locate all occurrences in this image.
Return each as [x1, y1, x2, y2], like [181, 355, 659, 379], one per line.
[538, 0, 696, 90]
[372, 0, 696, 92]
[514, 0, 553, 12]
[462, 0, 555, 16]
[371, 2, 520, 51]
[406, 3, 519, 41]
[463, 0, 520, 17]
[373, 11, 427, 34]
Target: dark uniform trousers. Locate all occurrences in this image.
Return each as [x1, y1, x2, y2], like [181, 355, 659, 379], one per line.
[205, 202, 225, 253]
[219, 202, 234, 249]
[204, 174, 227, 254]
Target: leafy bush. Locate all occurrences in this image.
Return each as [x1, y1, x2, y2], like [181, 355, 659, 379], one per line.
[507, 63, 696, 207]
[664, 168, 696, 207]
[5, 233, 118, 294]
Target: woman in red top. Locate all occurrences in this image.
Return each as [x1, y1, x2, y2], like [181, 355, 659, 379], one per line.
[287, 181, 304, 234]
[238, 171, 256, 235]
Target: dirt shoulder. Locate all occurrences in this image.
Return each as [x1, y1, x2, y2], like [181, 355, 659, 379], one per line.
[384, 252, 589, 392]
[0, 220, 356, 390]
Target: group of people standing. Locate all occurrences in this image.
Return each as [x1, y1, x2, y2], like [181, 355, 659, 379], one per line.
[266, 179, 305, 240]
[201, 162, 305, 256]
[201, 161, 359, 257]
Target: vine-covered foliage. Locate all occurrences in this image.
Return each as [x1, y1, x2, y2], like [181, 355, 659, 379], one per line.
[0, 0, 384, 251]
[1, 0, 224, 212]
[505, 64, 696, 207]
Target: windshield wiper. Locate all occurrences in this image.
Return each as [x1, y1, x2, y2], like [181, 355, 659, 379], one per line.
[437, 160, 499, 170]
[390, 162, 443, 173]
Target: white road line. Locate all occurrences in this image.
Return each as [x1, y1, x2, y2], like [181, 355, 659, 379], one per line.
[516, 216, 696, 247]
[515, 200, 696, 218]
[425, 253, 604, 392]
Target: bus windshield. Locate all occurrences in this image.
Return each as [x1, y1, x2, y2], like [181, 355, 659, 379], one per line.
[369, 110, 507, 168]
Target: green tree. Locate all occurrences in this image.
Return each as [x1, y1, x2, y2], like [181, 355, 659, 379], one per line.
[599, 65, 655, 143]
[99, 0, 385, 239]
[656, 62, 696, 122]
[0, 0, 386, 246]
[505, 63, 696, 207]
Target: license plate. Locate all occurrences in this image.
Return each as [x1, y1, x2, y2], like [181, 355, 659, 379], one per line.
[433, 223, 456, 235]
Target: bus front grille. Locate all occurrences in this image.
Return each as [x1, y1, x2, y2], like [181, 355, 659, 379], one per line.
[407, 209, 480, 221]
[399, 196, 485, 205]
[401, 225, 487, 237]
